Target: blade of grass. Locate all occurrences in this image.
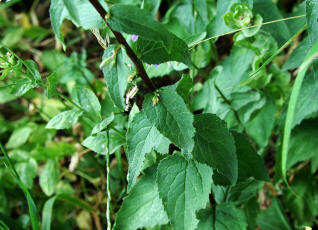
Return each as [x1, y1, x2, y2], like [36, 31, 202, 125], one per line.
[0, 142, 40, 230]
[280, 40, 318, 184]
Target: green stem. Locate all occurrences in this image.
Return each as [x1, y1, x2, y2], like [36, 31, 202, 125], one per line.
[106, 131, 112, 230]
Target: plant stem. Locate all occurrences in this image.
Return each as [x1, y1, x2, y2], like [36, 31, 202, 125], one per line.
[106, 131, 112, 230]
[88, 0, 156, 91]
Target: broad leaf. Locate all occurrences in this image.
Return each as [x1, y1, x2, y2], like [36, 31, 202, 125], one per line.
[197, 204, 247, 230]
[256, 198, 292, 230]
[192, 113, 238, 185]
[156, 154, 212, 230]
[72, 86, 101, 121]
[82, 131, 107, 154]
[15, 159, 38, 189]
[39, 159, 60, 196]
[101, 45, 131, 109]
[6, 126, 33, 149]
[114, 167, 168, 230]
[49, 0, 106, 48]
[306, 0, 318, 49]
[126, 112, 168, 191]
[143, 87, 195, 153]
[233, 133, 269, 182]
[107, 4, 190, 65]
[46, 109, 83, 130]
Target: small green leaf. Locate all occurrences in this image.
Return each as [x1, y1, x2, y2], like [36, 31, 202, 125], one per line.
[40, 159, 60, 196]
[126, 112, 168, 191]
[143, 87, 195, 153]
[175, 74, 193, 102]
[46, 109, 83, 130]
[91, 113, 114, 135]
[15, 158, 38, 189]
[82, 131, 107, 154]
[24, 60, 42, 82]
[6, 126, 33, 149]
[156, 154, 212, 230]
[192, 113, 237, 185]
[72, 86, 101, 121]
[101, 45, 131, 109]
[114, 167, 168, 230]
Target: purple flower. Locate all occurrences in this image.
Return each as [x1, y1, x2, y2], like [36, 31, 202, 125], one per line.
[131, 34, 139, 42]
[154, 64, 160, 69]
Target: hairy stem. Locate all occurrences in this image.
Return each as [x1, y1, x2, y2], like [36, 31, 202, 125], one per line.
[88, 0, 156, 91]
[106, 131, 111, 230]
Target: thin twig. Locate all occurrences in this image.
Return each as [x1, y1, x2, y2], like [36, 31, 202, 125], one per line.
[88, 0, 156, 91]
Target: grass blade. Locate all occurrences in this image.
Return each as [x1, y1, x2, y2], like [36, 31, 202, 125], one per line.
[0, 142, 40, 230]
[280, 40, 318, 183]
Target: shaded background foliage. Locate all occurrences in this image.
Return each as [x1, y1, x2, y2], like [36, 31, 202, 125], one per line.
[0, 0, 318, 229]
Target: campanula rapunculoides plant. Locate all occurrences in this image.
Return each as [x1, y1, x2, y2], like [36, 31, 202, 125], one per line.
[0, 0, 318, 229]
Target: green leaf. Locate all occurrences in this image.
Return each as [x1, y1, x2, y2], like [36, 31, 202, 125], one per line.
[47, 73, 58, 98]
[280, 40, 318, 182]
[126, 112, 168, 191]
[287, 118, 318, 169]
[39, 159, 60, 196]
[114, 167, 168, 230]
[10, 78, 39, 97]
[49, 0, 106, 49]
[143, 87, 195, 153]
[101, 45, 131, 109]
[292, 71, 318, 127]
[192, 113, 238, 185]
[46, 109, 83, 130]
[42, 196, 58, 230]
[256, 198, 292, 230]
[253, 0, 291, 46]
[82, 131, 107, 154]
[175, 74, 193, 102]
[233, 133, 269, 182]
[306, 0, 318, 50]
[284, 169, 318, 226]
[283, 37, 311, 70]
[72, 86, 101, 121]
[6, 126, 33, 149]
[107, 4, 190, 65]
[245, 98, 276, 147]
[156, 154, 212, 230]
[197, 204, 247, 230]
[91, 113, 114, 135]
[15, 158, 38, 189]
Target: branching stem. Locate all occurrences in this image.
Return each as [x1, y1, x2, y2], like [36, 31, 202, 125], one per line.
[88, 0, 156, 91]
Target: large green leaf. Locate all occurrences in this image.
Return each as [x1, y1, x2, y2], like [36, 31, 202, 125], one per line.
[256, 198, 292, 230]
[82, 131, 107, 154]
[233, 133, 269, 182]
[192, 113, 238, 185]
[45, 109, 83, 130]
[114, 167, 168, 230]
[15, 158, 38, 189]
[306, 0, 318, 50]
[49, 0, 106, 48]
[143, 87, 195, 154]
[284, 169, 318, 226]
[287, 118, 318, 169]
[126, 112, 168, 191]
[101, 45, 131, 109]
[197, 204, 247, 230]
[107, 4, 190, 65]
[156, 154, 212, 230]
[39, 159, 60, 196]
